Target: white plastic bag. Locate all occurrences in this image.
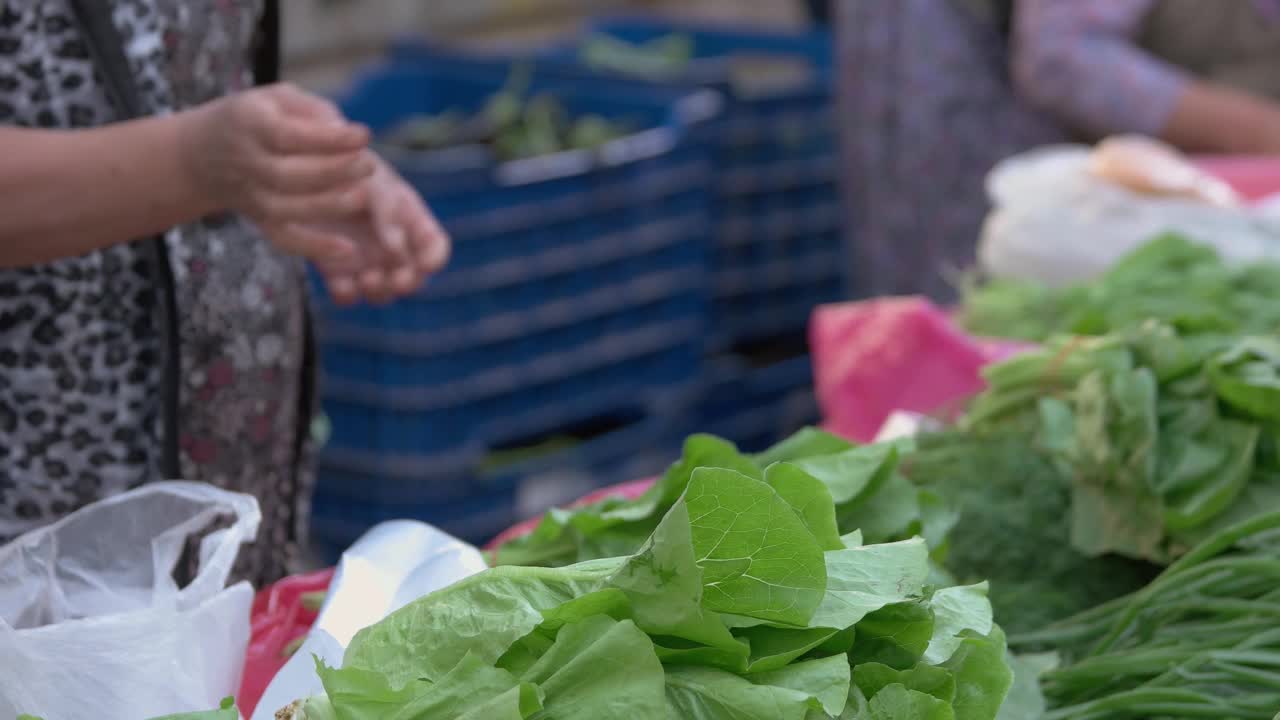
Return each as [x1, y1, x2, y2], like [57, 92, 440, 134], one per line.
[0, 482, 261, 720]
[978, 143, 1280, 287]
[250, 520, 487, 720]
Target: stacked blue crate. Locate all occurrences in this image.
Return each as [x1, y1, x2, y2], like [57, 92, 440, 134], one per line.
[577, 19, 837, 450]
[393, 18, 843, 348]
[580, 17, 842, 348]
[309, 62, 716, 547]
[391, 19, 839, 452]
[698, 350, 818, 453]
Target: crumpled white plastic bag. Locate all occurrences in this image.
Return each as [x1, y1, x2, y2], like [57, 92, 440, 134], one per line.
[978, 144, 1280, 287]
[250, 521, 488, 720]
[0, 482, 261, 720]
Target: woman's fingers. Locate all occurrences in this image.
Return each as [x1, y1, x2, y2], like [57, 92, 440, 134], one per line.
[325, 274, 360, 306]
[253, 184, 370, 226]
[370, 180, 426, 295]
[406, 194, 451, 274]
[267, 223, 358, 266]
[269, 82, 347, 121]
[263, 115, 370, 155]
[262, 151, 377, 194]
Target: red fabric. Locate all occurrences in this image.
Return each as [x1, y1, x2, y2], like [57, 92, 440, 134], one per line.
[1197, 156, 1280, 202]
[239, 568, 335, 718]
[810, 297, 1029, 442]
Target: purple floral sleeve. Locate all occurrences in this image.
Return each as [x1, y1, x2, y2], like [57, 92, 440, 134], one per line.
[1011, 0, 1189, 137]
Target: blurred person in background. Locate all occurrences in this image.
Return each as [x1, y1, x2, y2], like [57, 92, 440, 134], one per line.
[837, 0, 1280, 301]
[0, 1, 449, 584]
[1013, 0, 1280, 154]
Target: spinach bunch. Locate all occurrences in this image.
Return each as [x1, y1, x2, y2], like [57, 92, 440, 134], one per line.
[961, 234, 1280, 343]
[900, 431, 1160, 637]
[494, 430, 952, 571]
[963, 323, 1280, 564]
[288, 467, 1015, 719]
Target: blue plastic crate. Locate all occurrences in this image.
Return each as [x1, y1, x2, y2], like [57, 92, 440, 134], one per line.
[308, 405, 688, 557]
[391, 19, 846, 348]
[320, 325, 701, 458]
[580, 18, 844, 349]
[699, 353, 818, 453]
[315, 62, 716, 458]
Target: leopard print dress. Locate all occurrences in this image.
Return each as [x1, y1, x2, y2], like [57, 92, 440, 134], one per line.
[0, 0, 314, 585]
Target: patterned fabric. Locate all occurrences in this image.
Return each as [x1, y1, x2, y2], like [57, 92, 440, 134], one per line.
[835, 0, 1065, 302]
[0, 0, 314, 586]
[1012, 0, 1280, 137]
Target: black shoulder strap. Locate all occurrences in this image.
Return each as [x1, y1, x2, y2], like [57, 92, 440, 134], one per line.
[994, 0, 1015, 38]
[253, 0, 281, 86]
[68, 0, 183, 480]
[67, 0, 148, 118]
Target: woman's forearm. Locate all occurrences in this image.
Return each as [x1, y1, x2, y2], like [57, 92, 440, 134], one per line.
[1162, 81, 1280, 155]
[0, 111, 218, 268]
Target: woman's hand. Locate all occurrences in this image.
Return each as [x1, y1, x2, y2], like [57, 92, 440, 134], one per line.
[308, 155, 452, 305]
[179, 83, 376, 265]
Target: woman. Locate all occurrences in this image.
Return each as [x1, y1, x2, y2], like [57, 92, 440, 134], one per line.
[1012, 0, 1280, 154]
[837, 0, 1280, 301]
[0, 1, 450, 584]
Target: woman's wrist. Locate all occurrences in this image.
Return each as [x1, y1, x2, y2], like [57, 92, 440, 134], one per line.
[163, 106, 226, 218]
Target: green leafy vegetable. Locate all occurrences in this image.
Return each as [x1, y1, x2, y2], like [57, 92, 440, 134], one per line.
[899, 431, 1160, 636]
[289, 466, 1013, 719]
[493, 432, 932, 571]
[962, 234, 1280, 342]
[963, 323, 1280, 564]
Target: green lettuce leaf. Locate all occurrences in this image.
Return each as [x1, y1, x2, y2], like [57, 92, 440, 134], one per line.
[684, 468, 827, 626]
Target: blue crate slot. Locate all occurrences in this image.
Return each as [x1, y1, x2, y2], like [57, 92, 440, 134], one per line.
[316, 404, 684, 508]
[309, 404, 689, 556]
[321, 318, 702, 458]
[310, 488, 518, 558]
[314, 212, 708, 337]
[699, 353, 818, 453]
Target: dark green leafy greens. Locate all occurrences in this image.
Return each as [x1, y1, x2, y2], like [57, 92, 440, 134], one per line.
[288, 468, 1014, 719]
[383, 65, 632, 162]
[961, 234, 1280, 343]
[494, 431, 944, 570]
[962, 322, 1280, 564]
[899, 431, 1160, 637]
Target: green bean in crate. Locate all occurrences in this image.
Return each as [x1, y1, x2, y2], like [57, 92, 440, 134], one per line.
[391, 18, 845, 350]
[381, 64, 635, 161]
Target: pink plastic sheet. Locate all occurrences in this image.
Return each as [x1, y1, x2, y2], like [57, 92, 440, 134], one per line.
[810, 296, 1028, 443]
[1197, 156, 1280, 202]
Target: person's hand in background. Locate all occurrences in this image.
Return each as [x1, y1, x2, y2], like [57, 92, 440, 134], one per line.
[311, 154, 452, 306]
[181, 83, 450, 304]
[180, 83, 376, 262]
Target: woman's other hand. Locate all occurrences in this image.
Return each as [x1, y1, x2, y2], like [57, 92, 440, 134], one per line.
[179, 83, 376, 265]
[309, 155, 452, 306]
